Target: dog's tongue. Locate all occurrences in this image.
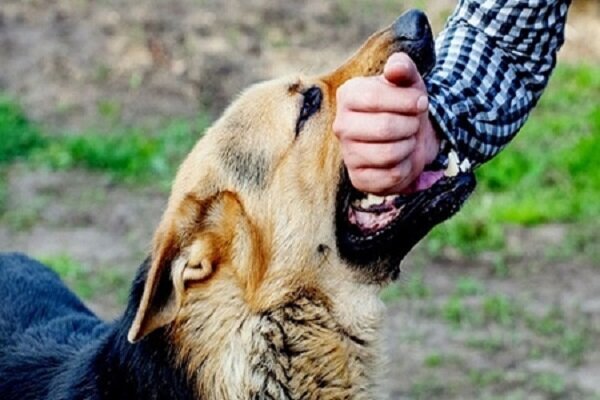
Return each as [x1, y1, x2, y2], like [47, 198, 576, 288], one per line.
[401, 170, 444, 194]
[348, 206, 403, 234]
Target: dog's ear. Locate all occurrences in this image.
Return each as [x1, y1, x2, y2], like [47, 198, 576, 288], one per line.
[127, 191, 244, 343]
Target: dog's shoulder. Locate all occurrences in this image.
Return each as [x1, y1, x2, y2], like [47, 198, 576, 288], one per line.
[0, 253, 108, 400]
[0, 321, 109, 400]
[0, 252, 97, 336]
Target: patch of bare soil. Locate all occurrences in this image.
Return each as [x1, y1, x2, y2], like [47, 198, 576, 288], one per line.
[0, 167, 166, 316]
[0, 0, 457, 131]
[383, 252, 600, 399]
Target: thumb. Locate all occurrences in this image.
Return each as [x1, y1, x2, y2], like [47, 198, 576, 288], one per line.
[383, 52, 421, 87]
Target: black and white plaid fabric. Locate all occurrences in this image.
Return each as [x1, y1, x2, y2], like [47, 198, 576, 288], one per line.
[426, 0, 571, 167]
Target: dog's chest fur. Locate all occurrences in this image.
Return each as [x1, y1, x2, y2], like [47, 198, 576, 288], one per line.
[175, 292, 381, 400]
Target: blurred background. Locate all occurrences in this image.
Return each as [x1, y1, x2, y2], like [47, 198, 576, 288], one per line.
[0, 0, 598, 398]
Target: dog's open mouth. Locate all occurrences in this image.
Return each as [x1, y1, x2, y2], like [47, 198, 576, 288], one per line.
[330, 9, 476, 280]
[348, 150, 471, 236]
[336, 149, 476, 278]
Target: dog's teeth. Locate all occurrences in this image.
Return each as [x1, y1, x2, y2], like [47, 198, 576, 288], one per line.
[444, 150, 460, 177]
[368, 194, 385, 203]
[359, 199, 370, 208]
[459, 158, 471, 172]
[361, 194, 385, 208]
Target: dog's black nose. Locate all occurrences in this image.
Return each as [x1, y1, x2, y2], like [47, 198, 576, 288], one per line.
[391, 9, 436, 76]
[392, 9, 431, 41]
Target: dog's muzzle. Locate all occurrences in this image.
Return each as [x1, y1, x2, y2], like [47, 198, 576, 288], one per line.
[391, 9, 436, 76]
[334, 10, 476, 281]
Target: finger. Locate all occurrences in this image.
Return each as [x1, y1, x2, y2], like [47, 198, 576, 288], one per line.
[384, 52, 422, 87]
[342, 137, 417, 169]
[337, 77, 428, 114]
[348, 162, 414, 195]
[333, 112, 420, 142]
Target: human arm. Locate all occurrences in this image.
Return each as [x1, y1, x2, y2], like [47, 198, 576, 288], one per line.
[427, 0, 572, 166]
[334, 0, 572, 193]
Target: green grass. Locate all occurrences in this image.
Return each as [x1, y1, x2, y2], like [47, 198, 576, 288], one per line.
[532, 372, 566, 398]
[442, 296, 474, 327]
[410, 375, 449, 399]
[0, 96, 46, 165]
[423, 352, 444, 368]
[482, 295, 519, 326]
[557, 327, 589, 366]
[441, 292, 523, 329]
[41, 254, 98, 299]
[526, 307, 566, 337]
[454, 277, 485, 297]
[465, 335, 506, 354]
[40, 254, 130, 304]
[468, 368, 505, 388]
[524, 307, 591, 365]
[0, 95, 210, 187]
[35, 117, 209, 185]
[0, 64, 598, 253]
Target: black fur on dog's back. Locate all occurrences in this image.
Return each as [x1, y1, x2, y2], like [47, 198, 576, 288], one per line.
[0, 253, 197, 400]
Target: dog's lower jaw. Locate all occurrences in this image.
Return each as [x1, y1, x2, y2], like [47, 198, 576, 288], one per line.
[174, 283, 384, 399]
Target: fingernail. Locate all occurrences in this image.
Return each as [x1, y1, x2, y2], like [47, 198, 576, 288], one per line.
[417, 96, 429, 112]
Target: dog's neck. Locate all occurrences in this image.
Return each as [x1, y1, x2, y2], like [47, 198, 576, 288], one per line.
[171, 278, 385, 399]
[100, 261, 386, 399]
[62, 263, 198, 400]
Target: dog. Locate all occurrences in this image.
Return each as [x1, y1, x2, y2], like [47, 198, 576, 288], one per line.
[0, 10, 475, 400]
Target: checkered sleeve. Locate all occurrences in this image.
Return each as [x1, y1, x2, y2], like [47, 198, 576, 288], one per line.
[426, 0, 571, 167]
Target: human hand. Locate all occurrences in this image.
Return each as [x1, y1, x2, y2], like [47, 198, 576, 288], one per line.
[333, 52, 440, 195]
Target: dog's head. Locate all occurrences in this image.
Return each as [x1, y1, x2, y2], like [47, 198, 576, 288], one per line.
[128, 10, 475, 342]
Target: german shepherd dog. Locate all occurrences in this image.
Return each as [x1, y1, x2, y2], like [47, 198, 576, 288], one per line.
[0, 10, 475, 399]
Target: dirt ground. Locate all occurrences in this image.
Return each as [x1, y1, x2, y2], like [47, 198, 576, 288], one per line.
[1, 0, 599, 398]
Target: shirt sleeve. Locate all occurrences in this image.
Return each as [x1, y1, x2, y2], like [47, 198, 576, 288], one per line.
[426, 0, 571, 167]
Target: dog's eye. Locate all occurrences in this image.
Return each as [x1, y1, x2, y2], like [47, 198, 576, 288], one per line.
[295, 86, 322, 136]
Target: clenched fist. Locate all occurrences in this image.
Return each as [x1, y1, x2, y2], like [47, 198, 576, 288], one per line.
[333, 52, 440, 195]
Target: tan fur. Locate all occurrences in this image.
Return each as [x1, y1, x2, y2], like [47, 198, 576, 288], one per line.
[128, 22, 405, 399]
